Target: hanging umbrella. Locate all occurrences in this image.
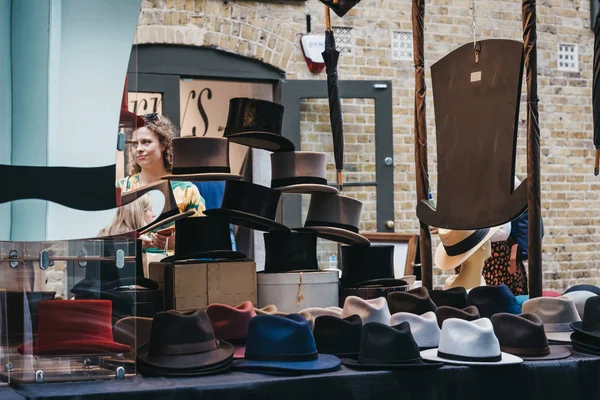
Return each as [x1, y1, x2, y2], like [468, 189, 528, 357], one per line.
[320, 0, 360, 18]
[594, 5, 600, 175]
[322, 6, 344, 190]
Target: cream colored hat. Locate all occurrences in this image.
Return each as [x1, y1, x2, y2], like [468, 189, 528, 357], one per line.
[434, 227, 500, 270]
[299, 306, 343, 320]
[521, 296, 581, 343]
[390, 311, 441, 349]
[341, 296, 391, 325]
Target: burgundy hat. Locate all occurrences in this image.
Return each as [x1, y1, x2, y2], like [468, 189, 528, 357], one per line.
[206, 301, 257, 359]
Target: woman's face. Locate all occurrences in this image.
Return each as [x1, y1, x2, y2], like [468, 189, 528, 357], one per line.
[143, 204, 156, 224]
[132, 127, 164, 169]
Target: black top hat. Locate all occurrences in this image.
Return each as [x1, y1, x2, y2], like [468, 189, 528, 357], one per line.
[435, 306, 480, 328]
[571, 296, 600, 347]
[224, 98, 295, 152]
[341, 245, 405, 287]
[161, 137, 242, 182]
[270, 151, 338, 194]
[314, 315, 362, 358]
[387, 287, 437, 315]
[295, 192, 369, 245]
[492, 313, 571, 361]
[429, 287, 469, 309]
[417, 39, 528, 229]
[137, 310, 234, 372]
[263, 231, 318, 273]
[204, 180, 289, 232]
[161, 216, 246, 262]
[342, 322, 442, 369]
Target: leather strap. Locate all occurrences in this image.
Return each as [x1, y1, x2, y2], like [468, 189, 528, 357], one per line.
[443, 229, 490, 256]
[154, 339, 218, 356]
[357, 355, 423, 365]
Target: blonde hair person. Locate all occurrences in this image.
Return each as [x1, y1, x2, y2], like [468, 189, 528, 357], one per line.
[98, 194, 156, 249]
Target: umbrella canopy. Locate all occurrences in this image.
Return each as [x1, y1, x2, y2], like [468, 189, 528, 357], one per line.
[319, 0, 360, 18]
[594, 5, 600, 175]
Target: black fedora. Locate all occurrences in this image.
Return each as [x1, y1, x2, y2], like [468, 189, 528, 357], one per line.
[571, 296, 600, 346]
[224, 98, 294, 152]
[342, 322, 442, 369]
[341, 245, 406, 287]
[204, 180, 289, 232]
[270, 151, 338, 194]
[137, 310, 234, 371]
[161, 216, 246, 262]
[435, 305, 480, 328]
[313, 315, 362, 358]
[263, 231, 318, 273]
[430, 287, 469, 309]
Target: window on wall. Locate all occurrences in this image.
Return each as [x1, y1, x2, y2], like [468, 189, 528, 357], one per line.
[557, 43, 578, 72]
[332, 26, 355, 55]
[392, 31, 413, 61]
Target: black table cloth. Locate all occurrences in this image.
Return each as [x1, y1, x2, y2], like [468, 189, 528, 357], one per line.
[4, 351, 600, 400]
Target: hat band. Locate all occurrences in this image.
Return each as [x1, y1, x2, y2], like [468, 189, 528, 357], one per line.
[443, 229, 490, 256]
[153, 338, 218, 356]
[245, 351, 318, 362]
[172, 166, 231, 175]
[544, 323, 574, 333]
[437, 350, 501, 362]
[271, 176, 328, 188]
[357, 355, 423, 365]
[500, 345, 550, 357]
[305, 221, 359, 233]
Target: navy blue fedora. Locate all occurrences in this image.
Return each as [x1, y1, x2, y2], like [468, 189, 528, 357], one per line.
[564, 284, 600, 297]
[234, 314, 340, 374]
[467, 284, 521, 318]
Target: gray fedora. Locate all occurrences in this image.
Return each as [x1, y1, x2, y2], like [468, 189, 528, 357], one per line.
[295, 193, 369, 245]
[161, 137, 242, 182]
[521, 296, 581, 343]
[270, 152, 338, 194]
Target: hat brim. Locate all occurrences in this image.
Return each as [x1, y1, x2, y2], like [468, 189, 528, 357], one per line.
[160, 173, 243, 182]
[546, 331, 574, 343]
[136, 340, 234, 370]
[507, 345, 571, 361]
[161, 250, 247, 263]
[138, 357, 234, 377]
[570, 321, 600, 341]
[420, 348, 523, 366]
[294, 227, 370, 245]
[204, 208, 289, 232]
[274, 183, 339, 194]
[120, 109, 145, 128]
[434, 226, 501, 270]
[233, 353, 340, 373]
[138, 210, 195, 235]
[226, 132, 295, 152]
[113, 316, 153, 349]
[341, 278, 409, 288]
[18, 339, 131, 356]
[571, 337, 600, 356]
[342, 358, 443, 370]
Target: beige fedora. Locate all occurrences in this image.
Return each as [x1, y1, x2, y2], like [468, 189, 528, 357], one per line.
[434, 227, 500, 270]
[521, 296, 581, 343]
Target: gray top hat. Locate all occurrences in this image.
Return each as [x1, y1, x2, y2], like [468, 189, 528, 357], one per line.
[161, 137, 242, 181]
[295, 193, 369, 245]
[270, 152, 338, 194]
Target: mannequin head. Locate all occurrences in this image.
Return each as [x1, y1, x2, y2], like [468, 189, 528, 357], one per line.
[445, 239, 491, 290]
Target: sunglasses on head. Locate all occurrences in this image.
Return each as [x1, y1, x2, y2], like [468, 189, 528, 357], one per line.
[143, 113, 161, 123]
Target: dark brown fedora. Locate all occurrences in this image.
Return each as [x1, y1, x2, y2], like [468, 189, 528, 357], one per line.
[491, 313, 571, 361]
[224, 98, 295, 152]
[435, 305, 480, 328]
[161, 137, 242, 182]
[387, 287, 437, 315]
[429, 287, 469, 309]
[270, 151, 338, 194]
[295, 193, 369, 245]
[204, 180, 289, 232]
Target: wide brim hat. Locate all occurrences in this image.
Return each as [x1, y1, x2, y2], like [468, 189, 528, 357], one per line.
[522, 296, 580, 343]
[420, 348, 522, 366]
[161, 250, 246, 263]
[138, 357, 234, 377]
[342, 357, 442, 370]
[294, 227, 369, 246]
[234, 354, 340, 373]
[515, 345, 571, 361]
[435, 226, 500, 270]
[137, 340, 235, 370]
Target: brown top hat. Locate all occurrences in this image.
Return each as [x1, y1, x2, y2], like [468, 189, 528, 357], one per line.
[224, 98, 295, 152]
[435, 305, 480, 328]
[204, 180, 289, 232]
[387, 287, 437, 315]
[295, 192, 369, 245]
[270, 152, 338, 194]
[491, 313, 571, 361]
[161, 137, 242, 182]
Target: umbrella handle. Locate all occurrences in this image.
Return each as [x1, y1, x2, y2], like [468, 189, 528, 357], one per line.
[325, 4, 332, 30]
[595, 149, 600, 176]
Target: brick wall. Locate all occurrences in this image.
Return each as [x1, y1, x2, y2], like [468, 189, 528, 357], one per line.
[135, 0, 599, 291]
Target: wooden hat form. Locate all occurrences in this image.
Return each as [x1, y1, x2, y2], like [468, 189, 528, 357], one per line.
[417, 39, 528, 230]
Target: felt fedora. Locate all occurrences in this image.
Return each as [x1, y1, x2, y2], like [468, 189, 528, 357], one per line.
[270, 151, 337, 194]
[341, 296, 391, 325]
[434, 227, 500, 270]
[113, 316, 153, 349]
[429, 287, 469, 309]
[160, 216, 246, 262]
[161, 137, 242, 181]
[137, 309, 234, 371]
[467, 284, 521, 318]
[390, 311, 441, 350]
[387, 287, 437, 315]
[516, 290, 564, 306]
[313, 314, 362, 357]
[18, 300, 131, 356]
[206, 301, 257, 359]
[299, 307, 343, 320]
[522, 296, 580, 343]
[570, 296, 600, 347]
[234, 314, 340, 374]
[564, 284, 600, 297]
[421, 318, 523, 366]
[563, 291, 598, 319]
[339, 284, 410, 307]
[342, 322, 442, 369]
[263, 231, 318, 273]
[253, 305, 315, 330]
[295, 192, 369, 245]
[491, 313, 571, 361]
[224, 97, 294, 152]
[435, 306, 480, 328]
[570, 331, 600, 356]
[204, 180, 289, 232]
[340, 245, 407, 287]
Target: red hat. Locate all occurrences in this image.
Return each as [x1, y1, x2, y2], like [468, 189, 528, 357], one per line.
[206, 301, 256, 359]
[18, 300, 131, 356]
[120, 76, 145, 129]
